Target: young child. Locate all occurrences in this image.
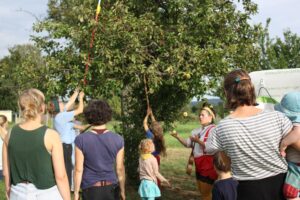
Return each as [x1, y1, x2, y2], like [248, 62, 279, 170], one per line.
[275, 92, 300, 200]
[143, 107, 167, 187]
[138, 139, 169, 200]
[212, 151, 238, 200]
[0, 115, 8, 141]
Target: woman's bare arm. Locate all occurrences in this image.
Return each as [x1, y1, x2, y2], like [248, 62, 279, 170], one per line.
[47, 129, 71, 200]
[74, 146, 84, 200]
[116, 147, 126, 200]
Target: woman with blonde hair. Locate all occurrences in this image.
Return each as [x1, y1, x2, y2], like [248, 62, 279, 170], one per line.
[171, 103, 217, 200]
[1, 88, 70, 200]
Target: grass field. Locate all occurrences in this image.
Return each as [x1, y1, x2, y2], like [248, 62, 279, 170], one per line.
[0, 121, 202, 199]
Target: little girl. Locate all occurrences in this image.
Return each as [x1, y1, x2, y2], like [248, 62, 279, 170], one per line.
[138, 139, 169, 200]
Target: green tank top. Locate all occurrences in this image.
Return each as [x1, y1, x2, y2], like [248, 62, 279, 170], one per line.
[8, 125, 56, 189]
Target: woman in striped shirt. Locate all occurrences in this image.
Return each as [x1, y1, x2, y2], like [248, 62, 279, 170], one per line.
[206, 69, 295, 200]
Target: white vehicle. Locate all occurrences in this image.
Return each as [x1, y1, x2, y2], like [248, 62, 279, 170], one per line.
[250, 68, 300, 110]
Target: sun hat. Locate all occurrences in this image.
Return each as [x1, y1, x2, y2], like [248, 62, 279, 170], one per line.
[274, 92, 300, 123]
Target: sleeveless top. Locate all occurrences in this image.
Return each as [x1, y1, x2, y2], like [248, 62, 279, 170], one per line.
[75, 131, 124, 189]
[8, 125, 56, 189]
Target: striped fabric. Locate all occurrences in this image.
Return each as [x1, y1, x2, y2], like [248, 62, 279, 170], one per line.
[206, 110, 293, 180]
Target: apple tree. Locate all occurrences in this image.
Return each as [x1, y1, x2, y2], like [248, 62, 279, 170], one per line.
[33, 0, 262, 181]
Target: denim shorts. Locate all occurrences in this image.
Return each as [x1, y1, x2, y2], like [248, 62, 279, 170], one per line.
[10, 183, 63, 200]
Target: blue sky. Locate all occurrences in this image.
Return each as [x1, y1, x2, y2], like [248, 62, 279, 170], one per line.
[0, 0, 300, 58]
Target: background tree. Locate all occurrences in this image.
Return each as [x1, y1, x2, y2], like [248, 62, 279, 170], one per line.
[268, 30, 300, 69]
[32, 0, 262, 181]
[0, 44, 45, 111]
[258, 19, 300, 69]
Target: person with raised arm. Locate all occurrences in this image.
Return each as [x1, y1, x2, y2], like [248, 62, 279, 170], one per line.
[49, 88, 85, 187]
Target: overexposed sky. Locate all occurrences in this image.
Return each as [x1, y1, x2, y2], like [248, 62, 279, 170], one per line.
[0, 0, 299, 58]
[251, 0, 300, 38]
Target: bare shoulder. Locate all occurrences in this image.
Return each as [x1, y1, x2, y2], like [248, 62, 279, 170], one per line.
[45, 128, 61, 143]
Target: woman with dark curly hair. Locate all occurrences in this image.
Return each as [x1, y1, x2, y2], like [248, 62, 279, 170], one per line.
[73, 100, 125, 200]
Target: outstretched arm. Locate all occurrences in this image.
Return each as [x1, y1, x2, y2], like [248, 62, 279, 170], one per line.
[152, 158, 170, 186]
[143, 108, 151, 132]
[149, 110, 156, 122]
[170, 131, 188, 147]
[64, 88, 79, 111]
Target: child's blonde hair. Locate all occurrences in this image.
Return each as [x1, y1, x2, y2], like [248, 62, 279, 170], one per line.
[18, 88, 45, 121]
[139, 139, 154, 154]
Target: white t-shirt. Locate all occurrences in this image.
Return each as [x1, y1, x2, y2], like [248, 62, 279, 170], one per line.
[186, 125, 215, 158]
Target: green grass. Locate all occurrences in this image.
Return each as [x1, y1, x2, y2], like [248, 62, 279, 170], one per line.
[165, 120, 200, 148]
[0, 121, 201, 199]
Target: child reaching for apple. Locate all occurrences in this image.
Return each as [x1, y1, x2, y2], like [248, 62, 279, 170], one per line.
[143, 107, 167, 187]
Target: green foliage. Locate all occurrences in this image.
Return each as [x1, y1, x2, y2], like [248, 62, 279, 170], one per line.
[0, 44, 46, 111]
[268, 30, 300, 69]
[32, 0, 262, 181]
[258, 20, 300, 69]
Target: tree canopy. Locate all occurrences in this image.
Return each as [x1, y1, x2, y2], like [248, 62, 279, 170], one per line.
[0, 44, 45, 111]
[31, 0, 265, 180]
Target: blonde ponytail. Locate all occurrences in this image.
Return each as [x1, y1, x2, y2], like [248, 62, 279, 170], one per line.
[18, 89, 45, 121]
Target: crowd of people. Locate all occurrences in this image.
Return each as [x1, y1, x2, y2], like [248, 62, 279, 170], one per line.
[0, 69, 299, 200]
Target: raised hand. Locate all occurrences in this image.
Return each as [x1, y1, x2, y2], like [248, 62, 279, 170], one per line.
[170, 130, 178, 138]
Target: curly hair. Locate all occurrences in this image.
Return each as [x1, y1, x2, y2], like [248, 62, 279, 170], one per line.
[83, 100, 112, 125]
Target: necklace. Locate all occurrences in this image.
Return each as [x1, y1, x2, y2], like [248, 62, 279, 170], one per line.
[92, 129, 107, 134]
